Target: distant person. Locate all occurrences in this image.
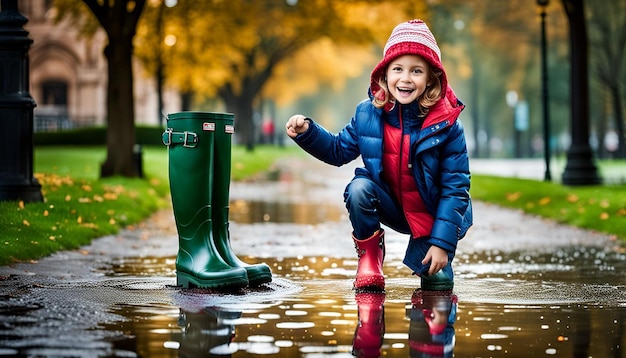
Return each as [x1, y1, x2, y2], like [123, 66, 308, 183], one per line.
[285, 19, 472, 291]
[261, 117, 275, 144]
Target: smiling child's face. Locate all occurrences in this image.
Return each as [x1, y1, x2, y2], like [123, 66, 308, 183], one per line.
[385, 54, 431, 105]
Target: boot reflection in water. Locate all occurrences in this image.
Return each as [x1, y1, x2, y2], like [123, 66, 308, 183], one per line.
[352, 292, 385, 357]
[407, 289, 457, 357]
[177, 306, 241, 357]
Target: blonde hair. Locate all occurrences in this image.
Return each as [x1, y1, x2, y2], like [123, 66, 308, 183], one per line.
[373, 67, 443, 113]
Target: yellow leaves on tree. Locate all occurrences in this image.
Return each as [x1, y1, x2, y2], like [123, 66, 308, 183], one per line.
[135, 0, 430, 148]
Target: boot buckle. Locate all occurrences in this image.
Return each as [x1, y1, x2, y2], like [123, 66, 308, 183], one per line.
[182, 131, 198, 148]
[162, 128, 173, 146]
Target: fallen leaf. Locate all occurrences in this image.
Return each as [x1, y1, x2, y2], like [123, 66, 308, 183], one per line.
[103, 193, 118, 200]
[506, 192, 521, 201]
[539, 197, 551, 205]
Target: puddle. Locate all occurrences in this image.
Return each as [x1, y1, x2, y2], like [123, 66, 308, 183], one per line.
[1, 250, 617, 357]
[229, 200, 344, 224]
[2, 255, 626, 358]
[97, 296, 626, 357]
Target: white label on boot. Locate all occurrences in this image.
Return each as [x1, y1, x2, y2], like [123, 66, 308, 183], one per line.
[203, 122, 215, 131]
[225, 125, 235, 134]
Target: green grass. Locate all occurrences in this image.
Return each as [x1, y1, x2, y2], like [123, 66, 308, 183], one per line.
[471, 174, 626, 241]
[1, 145, 624, 266]
[0, 145, 301, 266]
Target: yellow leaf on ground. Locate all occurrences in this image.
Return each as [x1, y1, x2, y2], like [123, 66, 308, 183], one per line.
[538, 197, 551, 205]
[505, 192, 521, 201]
[103, 193, 118, 200]
[23, 220, 30, 226]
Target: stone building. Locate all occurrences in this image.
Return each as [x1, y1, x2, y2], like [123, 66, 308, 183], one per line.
[20, 0, 179, 132]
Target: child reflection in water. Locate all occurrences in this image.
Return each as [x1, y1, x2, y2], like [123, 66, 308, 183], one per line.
[351, 290, 457, 357]
[408, 289, 457, 357]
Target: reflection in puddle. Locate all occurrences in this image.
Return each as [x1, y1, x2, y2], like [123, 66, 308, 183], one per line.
[92, 255, 626, 357]
[100, 287, 626, 357]
[229, 200, 344, 224]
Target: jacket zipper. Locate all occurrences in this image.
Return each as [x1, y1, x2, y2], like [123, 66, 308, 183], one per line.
[398, 108, 404, 203]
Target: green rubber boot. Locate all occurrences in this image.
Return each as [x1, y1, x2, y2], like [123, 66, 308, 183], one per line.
[420, 262, 454, 291]
[211, 114, 272, 286]
[163, 112, 248, 290]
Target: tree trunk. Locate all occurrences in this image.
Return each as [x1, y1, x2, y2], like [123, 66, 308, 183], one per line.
[609, 84, 625, 158]
[100, 38, 137, 178]
[224, 96, 255, 151]
[81, 0, 144, 178]
[180, 91, 193, 111]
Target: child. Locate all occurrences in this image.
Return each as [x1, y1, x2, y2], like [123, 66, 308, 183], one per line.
[285, 19, 472, 291]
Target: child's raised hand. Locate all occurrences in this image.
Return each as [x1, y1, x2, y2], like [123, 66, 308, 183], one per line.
[285, 114, 310, 138]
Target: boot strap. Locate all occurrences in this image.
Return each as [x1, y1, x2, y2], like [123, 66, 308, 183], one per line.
[162, 128, 198, 148]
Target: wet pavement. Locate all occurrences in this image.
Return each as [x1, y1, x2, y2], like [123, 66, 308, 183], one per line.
[1, 157, 626, 357]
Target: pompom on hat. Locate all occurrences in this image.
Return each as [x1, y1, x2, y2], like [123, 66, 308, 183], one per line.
[370, 19, 448, 100]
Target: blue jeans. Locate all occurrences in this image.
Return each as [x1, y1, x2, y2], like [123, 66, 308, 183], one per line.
[343, 173, 454, 278]
[343, 175, 411, 240]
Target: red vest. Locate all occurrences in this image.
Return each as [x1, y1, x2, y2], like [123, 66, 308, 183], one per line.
[382, 122, 434, 238]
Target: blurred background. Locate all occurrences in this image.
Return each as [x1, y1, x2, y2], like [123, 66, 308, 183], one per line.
[21, 0, 625, 161]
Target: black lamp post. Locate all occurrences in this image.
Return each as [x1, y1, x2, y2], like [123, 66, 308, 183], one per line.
[537, 0, 552, 181]
[560, 0, 601, 185]
[0, 0, 43, 202]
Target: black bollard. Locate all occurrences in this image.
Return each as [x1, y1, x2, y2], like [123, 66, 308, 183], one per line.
[0, 0, 43, 202]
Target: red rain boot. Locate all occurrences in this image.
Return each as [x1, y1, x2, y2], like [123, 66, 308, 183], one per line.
[353, 229, 385, 291]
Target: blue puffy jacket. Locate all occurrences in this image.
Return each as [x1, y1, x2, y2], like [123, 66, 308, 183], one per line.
[293, 88, 473, 253]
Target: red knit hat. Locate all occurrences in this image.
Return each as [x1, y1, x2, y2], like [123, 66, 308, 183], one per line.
[370, 19, 447, 101]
